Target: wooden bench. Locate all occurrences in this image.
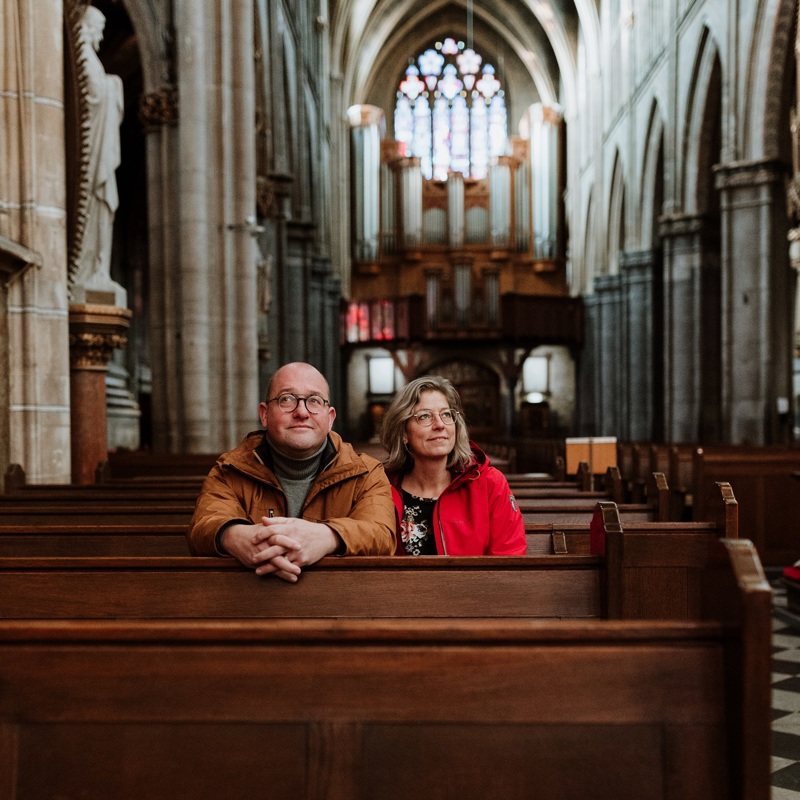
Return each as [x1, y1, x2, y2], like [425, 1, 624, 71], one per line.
[691, 446, 800, 565]
[0, 481, 736, 558]
[0, 536, 771, 800]
[521, 503, 656, 524]
[4, 463, 205, 494]
[0, 504, 195, 525]
[96, 451, 221, 481]
[0, 495, 741, 622]
[0, 523, 191, 556]
[525, 482, 735, 557]
[0, 554, 603, 619]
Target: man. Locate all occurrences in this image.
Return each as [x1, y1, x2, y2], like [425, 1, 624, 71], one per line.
[187, 362, 395, 581]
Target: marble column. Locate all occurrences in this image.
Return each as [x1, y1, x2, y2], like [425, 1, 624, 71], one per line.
[68, 304, 131, 483]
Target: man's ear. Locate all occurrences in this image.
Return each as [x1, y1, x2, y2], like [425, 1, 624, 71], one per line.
[258, 402, 269, 428]
[327, 406, 337, 431]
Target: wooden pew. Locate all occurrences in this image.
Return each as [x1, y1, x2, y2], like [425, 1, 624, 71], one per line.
[0, 487, 201, 505]
[0, 555, 603, 619]
[645, 471, 669, 521]
[4, 463, 204, 494]
[0, 536, 771, 800]
[0, 492, 739, 622]
[0, 481, 735, 558]
[510, 486, 607, 500]
[96, 451, 221, 481]
[691, 445, 800, 565]
[0, 523, 191, 556]
[603, 465, 624, 503]
[525, 482, 735, 557]
[0, 504, 195, 525]
[521, 502, 656, 525]
[667, 443, 696, 519]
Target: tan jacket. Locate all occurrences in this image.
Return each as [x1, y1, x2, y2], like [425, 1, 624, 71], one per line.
[187, 430, 396, 556]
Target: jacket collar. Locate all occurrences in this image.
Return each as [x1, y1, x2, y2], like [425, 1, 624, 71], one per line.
[255, 432, 337, 477]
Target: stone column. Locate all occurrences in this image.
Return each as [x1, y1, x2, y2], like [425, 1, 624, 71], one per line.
[620, 249, 660, 441]
[69, 304, 131, 483]
[0, 237, 42, 485]
[3, 0, 72, 484]
[715, 160, 792, 444]
[659, 213, 706, 442]
[139, 83, 179, 452]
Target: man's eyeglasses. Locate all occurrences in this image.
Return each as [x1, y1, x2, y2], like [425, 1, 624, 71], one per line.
[266, 393, 330, 414]
[410, 409, 458, 427]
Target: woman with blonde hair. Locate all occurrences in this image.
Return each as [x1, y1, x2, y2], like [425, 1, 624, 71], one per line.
[380, 375, 526, 556]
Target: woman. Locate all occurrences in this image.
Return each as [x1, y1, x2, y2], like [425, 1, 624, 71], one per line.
[380, 375, 526, 555]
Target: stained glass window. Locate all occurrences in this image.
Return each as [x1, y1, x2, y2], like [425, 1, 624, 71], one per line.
[394, 38, 508, 180]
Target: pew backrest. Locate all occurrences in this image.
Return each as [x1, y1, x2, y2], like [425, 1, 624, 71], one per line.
[0, 537, 771, 800]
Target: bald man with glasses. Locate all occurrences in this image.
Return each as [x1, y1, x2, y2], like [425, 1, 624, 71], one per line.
[188, 362, 396, 581]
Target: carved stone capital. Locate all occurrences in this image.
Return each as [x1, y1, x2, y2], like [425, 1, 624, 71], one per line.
[658, 212, 706, 239]
[139, 84, 179, 132]
[713, 158, 787, 190]
[69, 304, 131, 372]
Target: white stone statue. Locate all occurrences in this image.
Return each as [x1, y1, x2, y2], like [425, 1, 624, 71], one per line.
[71, 4, 126, 307]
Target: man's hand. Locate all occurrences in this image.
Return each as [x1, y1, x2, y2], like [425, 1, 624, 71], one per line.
[220, 517, 340, 582]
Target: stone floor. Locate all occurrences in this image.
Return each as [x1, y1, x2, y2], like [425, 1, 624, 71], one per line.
[770, 573, 800, 799]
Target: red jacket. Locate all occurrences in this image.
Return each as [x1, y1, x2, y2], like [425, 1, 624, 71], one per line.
[388, 443, 527, 556]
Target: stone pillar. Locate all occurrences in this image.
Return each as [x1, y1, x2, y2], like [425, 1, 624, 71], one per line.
[592, 274, 624, 437]
[620, 249, 660, 441]
[69, 304, 131, 483]
[659, 213, 706, 442]
[3, 0, 72, 484]
[715, 160, 792, 444]
[0, 238, 42, 486]
[139, 83, 179, 453]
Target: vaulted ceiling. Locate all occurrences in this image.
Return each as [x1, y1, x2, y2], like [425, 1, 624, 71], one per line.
[330, 0, 596, 135]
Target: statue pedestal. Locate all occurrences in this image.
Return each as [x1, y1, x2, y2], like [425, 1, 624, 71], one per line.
[69, 304, 131, 484]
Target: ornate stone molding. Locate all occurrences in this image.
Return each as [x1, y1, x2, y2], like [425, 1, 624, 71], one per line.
[658, 212, 706, 239]
[68, 304, 131, 372]
[713, 158, 787, 190]
[138, 84, 179, 131]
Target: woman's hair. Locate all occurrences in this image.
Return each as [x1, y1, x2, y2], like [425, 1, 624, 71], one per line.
[380, 375, 473, 473]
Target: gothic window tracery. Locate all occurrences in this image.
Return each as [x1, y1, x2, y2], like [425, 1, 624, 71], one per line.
[394, 37, 507, 181]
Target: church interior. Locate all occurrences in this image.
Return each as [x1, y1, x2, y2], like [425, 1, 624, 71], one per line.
[3, 0, 799, 482]
[2, 0, 800, 797]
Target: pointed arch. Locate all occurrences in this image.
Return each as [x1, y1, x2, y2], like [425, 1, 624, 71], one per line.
[682, 27, 722, 213]
[640, 101, 665, 249]
[607, 152, 626, 276]
[745, 0, 795, 159]
[581, 189, 597, 292]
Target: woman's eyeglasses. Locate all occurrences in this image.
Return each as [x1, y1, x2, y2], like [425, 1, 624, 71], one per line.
[410, 409, 458, 427]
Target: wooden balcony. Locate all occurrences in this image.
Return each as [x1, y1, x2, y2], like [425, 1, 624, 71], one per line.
[341, 293, 583, 348]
